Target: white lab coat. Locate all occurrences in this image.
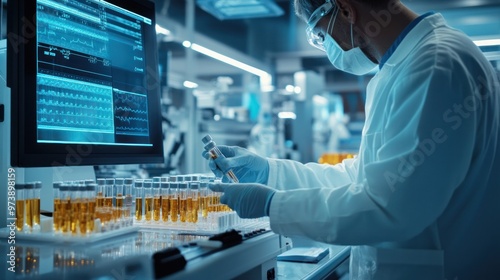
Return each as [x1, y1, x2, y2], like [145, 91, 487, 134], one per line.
[267, 14, 500, 279]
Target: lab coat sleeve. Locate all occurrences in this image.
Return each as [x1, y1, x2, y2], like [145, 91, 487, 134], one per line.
[267, 157, 358, 191]
[269, 45, 479, 245]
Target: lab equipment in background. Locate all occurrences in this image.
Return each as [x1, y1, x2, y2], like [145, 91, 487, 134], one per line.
[202, 134, 239, 183]
[249, 111, 277, 158]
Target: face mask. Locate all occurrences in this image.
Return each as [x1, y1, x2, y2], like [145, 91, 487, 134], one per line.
[323, 9, 377, 75]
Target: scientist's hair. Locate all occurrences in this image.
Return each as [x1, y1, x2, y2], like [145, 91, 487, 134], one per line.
[294, 0, 396, 21]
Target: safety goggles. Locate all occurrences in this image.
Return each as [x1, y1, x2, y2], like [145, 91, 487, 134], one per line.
[305, 0, 336, 51]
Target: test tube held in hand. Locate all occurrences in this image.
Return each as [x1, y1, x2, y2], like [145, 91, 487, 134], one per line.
[201, 134, 239, 183]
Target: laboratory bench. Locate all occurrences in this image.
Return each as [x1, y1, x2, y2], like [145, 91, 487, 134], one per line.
[1, 226, 350, 280]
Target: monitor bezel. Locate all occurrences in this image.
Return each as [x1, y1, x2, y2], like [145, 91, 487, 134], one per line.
[7, 0, 164, 167]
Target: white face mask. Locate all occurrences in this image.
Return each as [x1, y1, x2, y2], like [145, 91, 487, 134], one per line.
[323, 9, 378, 76]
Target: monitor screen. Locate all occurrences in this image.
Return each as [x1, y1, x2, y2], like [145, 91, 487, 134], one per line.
[7, 0, 164, 167]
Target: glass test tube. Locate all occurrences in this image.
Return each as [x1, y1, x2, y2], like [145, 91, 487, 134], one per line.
[202, 134, 239, 183]
[160, 182, 169, 222]
[96, 179, 105, 208]
[24, 183, 34, 232]
[178, 182, 188, 223]
[16, 184, 25, 232]
[143, 180, 153, 222]
[169, 182, 178, 222]
[153, 181, 161, 222]
[31, 182, 42, 232]
[104, 178, 114, 208]
[87, 184, 96, 233]
[115, 178, 124, 223]
[60, 185, 71, 234]
[200, 181, 209, 218]
[134, 180, 143, 221]
[79, 184, 89, 235]
[70, 184, 80, 235]
[124, 178, 134, 226]
[189, 182, 200, 223]
[53, 182, 62, 232]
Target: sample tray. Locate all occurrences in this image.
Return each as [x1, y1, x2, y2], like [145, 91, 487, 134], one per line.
[0, 226, 140, 244]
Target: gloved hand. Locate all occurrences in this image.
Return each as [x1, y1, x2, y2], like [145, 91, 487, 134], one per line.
[209, 183, 276, 219]
[202, 146, 269, 184]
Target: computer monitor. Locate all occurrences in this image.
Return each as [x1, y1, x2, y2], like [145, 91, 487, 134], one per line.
[7, 0, 164, 167]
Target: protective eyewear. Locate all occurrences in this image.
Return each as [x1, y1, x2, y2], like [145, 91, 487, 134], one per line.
[305, 0, 336, 51]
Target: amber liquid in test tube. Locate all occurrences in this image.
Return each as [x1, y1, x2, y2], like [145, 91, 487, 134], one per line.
[124, 179, 134, 226]
[24, 183, 34, 232]
[79, 184, 89, 235]
[200, 182, 209, 219]
[189, 182, 200, 223]
[152, 181, 161, 222]
[96, 179, 105, 208]
[134, 180, 143, 221]
[87, 184, 96, 233]
[169, 182, 179, 222]
[161, 182, 169, 222]
[52, 182, 62, 232]
[104, 178, 114, 208]
[178, 182, 188, 223]
[60, 185, 71, 234]
[115, 178, 124, 223]
[143, 180, 153, 222]
[70, 184, 81, 235]
[201, 135, 239, 183]
[15, 184, 25, 232]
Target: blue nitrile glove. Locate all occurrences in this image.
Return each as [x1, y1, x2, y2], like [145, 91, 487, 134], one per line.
[202, 146, 269, 184]
[209, 183, 276, 219]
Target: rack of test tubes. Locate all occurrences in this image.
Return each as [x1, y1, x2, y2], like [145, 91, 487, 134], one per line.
[133, 175, 269, 234]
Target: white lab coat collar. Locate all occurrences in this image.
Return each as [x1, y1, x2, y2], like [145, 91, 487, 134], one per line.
[382, 14, 447, 69]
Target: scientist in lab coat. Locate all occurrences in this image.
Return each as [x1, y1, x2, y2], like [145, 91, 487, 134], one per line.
[204, 0, 500, 279]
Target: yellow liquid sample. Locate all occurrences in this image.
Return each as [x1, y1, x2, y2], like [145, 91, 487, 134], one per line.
[153, 197, 161, 221]
[161, 195, 169, 222]
[62, 198, 71, 233]
[32, 198, 40, 226]
[170, 198, 178, 222]
[96, 192, 104, 207]
[116, 195, 124, 207]
[16, 200, 24, 231]
[186, 197, 193, 222]
[115, 195, 124, 220]
[79, 200, 88, 234]
[145, 197, 153, 221]
[25, 199, 33, 228]
[135, 198, 143, 220]
[179, 198, 187, 222]
[202, 196, 209, 218]
[87, 200, 96, 233]
[71, 200, 80, 235]
[53, 198, 60, 232]
[192, 199, 199, 223]
[104, 197, 113, 208]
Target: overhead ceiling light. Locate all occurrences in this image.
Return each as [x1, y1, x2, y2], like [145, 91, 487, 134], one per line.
[155, 24, 171, 36]
[278, 112, 297, 119]
[474, 38, 500, 47]
[183, 80, 199, 89]
[183, 41, 271, 79]
[197, 0, 284, 20]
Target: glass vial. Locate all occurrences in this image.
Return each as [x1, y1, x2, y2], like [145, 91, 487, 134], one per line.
[15, 184, 25, 232]
[153, 181, 161, 222]
[143, 180, 153, 222]
[134, 180, 143, 221]
[201, 134, 239, 183]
